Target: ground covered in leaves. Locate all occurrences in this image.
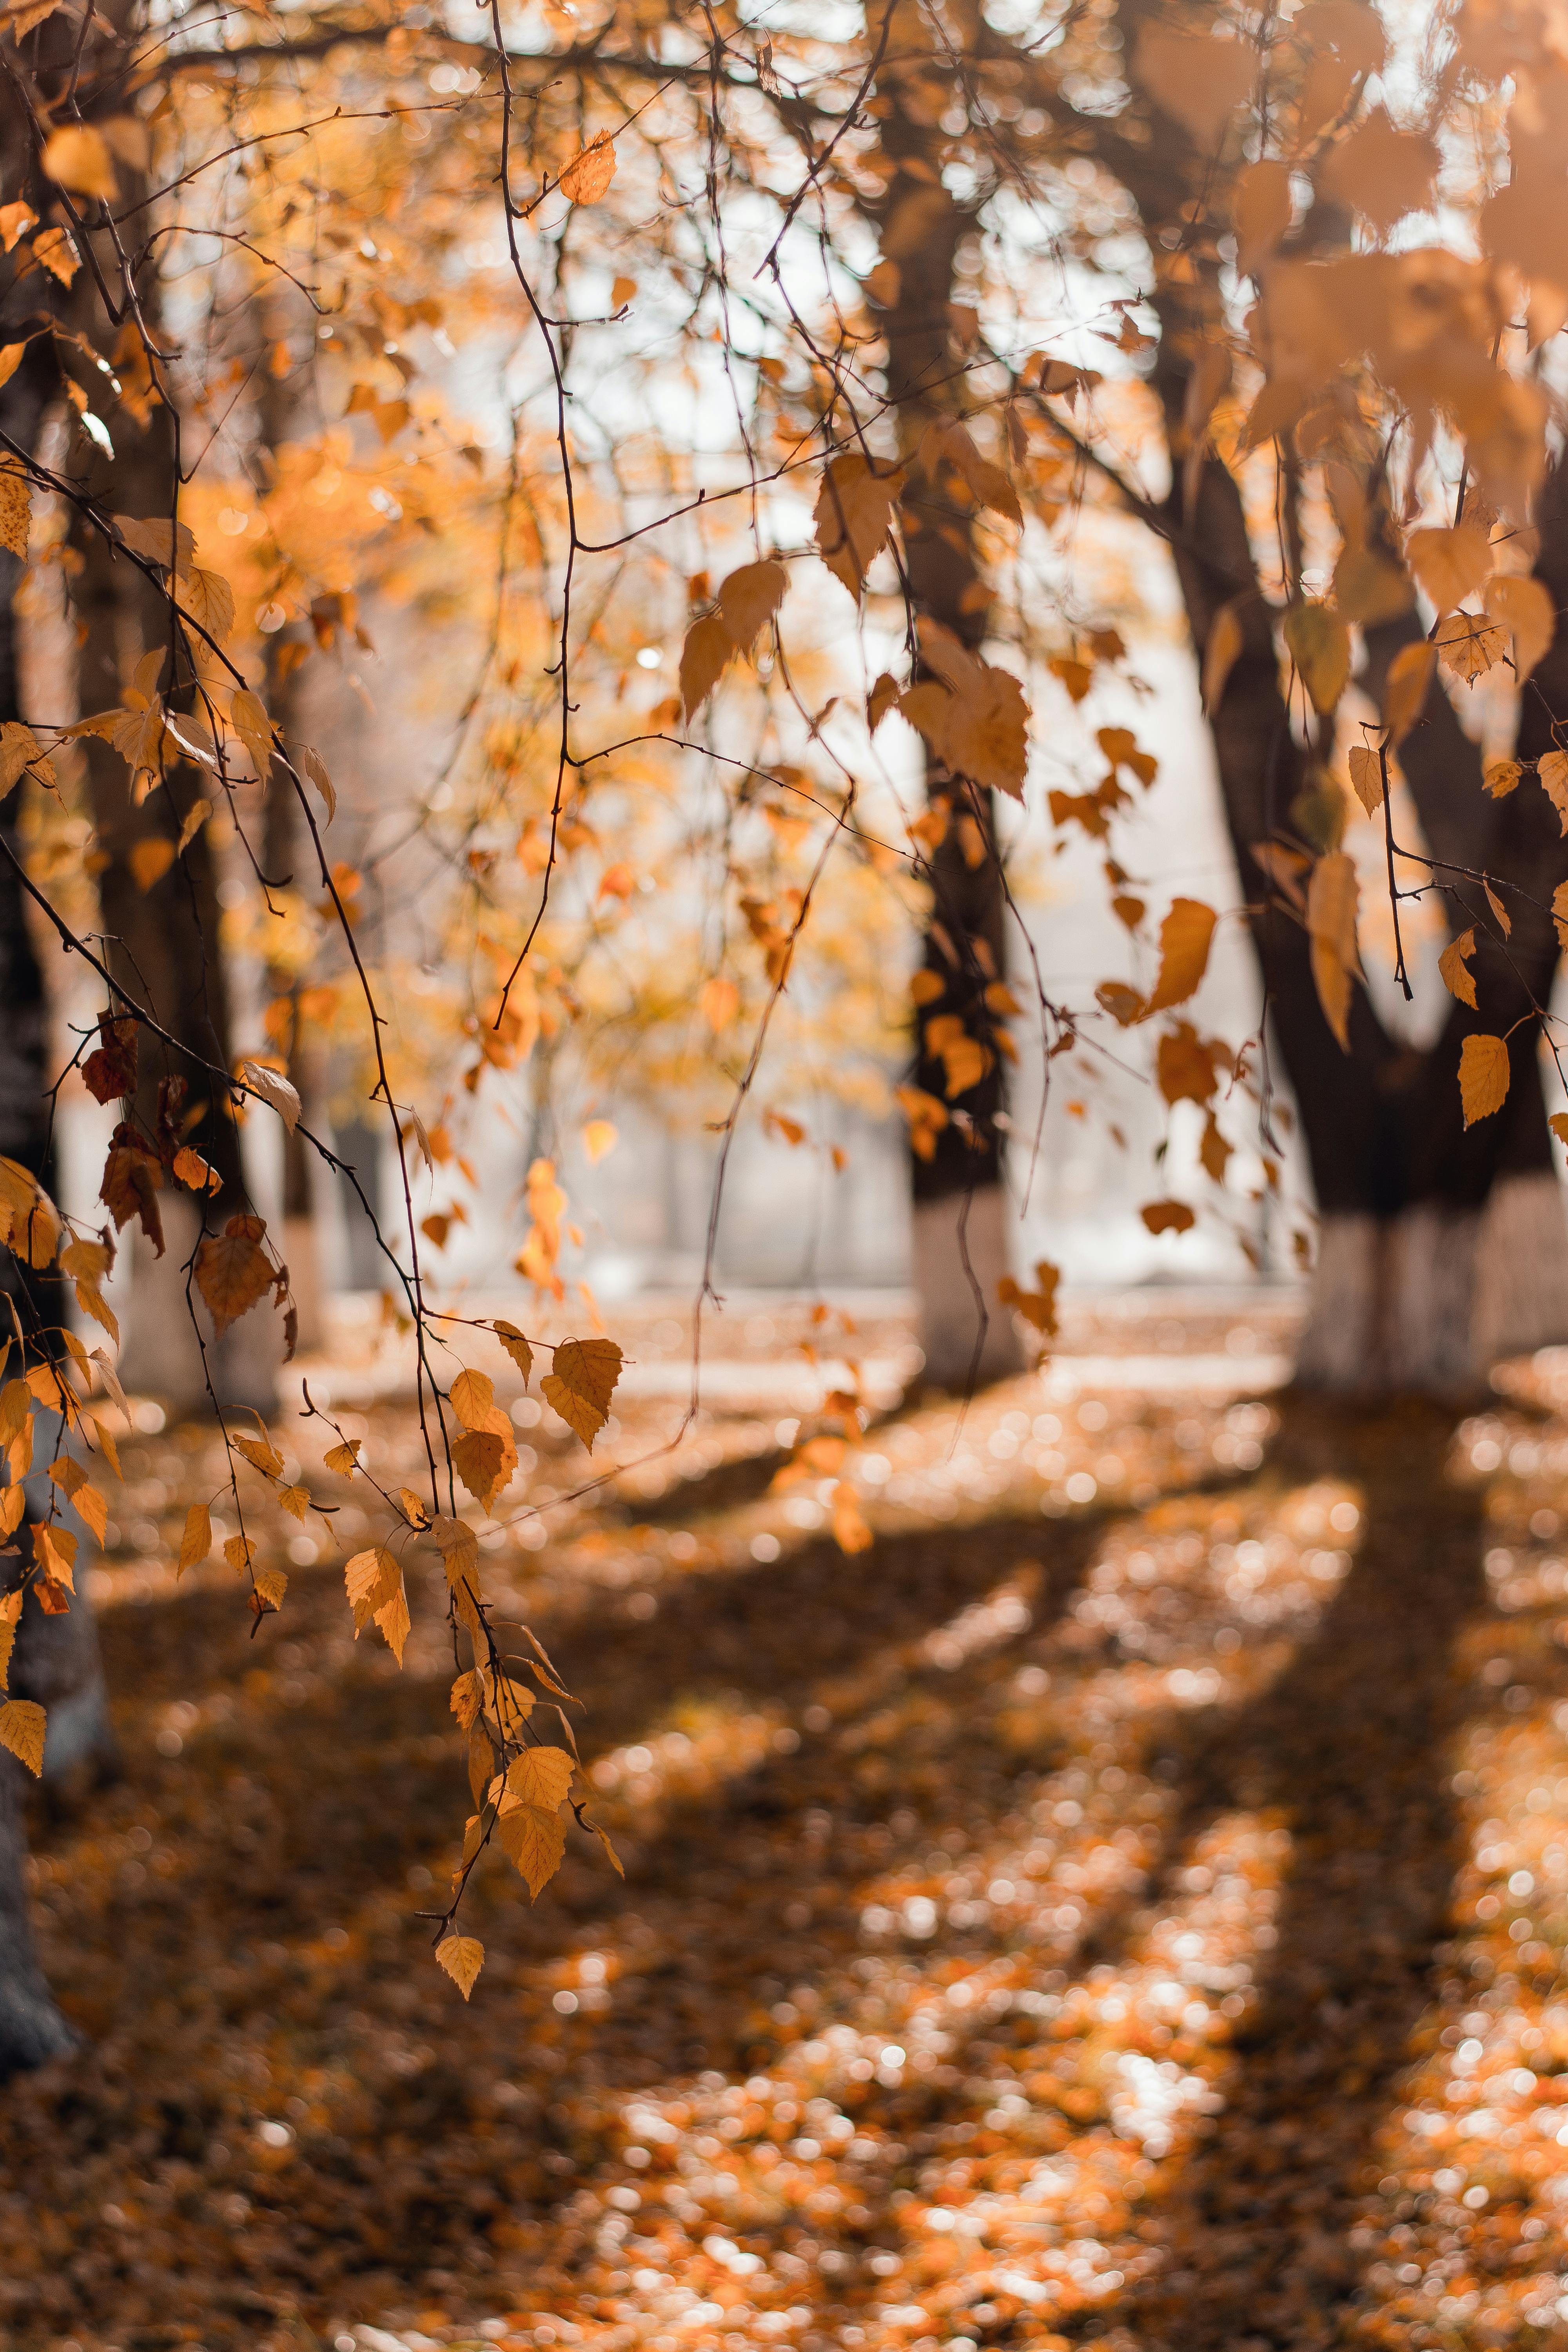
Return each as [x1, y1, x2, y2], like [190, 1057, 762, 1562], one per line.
[6, 1294, 1568, 2352]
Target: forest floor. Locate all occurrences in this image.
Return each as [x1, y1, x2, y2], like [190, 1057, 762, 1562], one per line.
[5, 1290, 1568, 2352]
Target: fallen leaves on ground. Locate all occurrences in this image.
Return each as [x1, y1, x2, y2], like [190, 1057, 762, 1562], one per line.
[5, 1301, 1568, 2352]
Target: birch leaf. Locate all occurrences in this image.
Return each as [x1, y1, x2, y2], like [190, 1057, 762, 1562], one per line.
[1459, 1032, 1510, 1126]
[1438, 927, 1478, 1009]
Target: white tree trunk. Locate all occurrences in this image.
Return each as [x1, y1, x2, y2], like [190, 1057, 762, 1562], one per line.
[912, 1184, 1026, 1390]
[1296, 1172, 1568, 1392]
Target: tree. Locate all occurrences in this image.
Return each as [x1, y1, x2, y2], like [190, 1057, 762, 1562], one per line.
[3, 0, 1568, 2058]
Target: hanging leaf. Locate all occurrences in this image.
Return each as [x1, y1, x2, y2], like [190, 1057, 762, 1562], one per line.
[1405, 524, 1491, 615]
[1232, 158, 1294, 275]
[1438, 927, 1478, 1008]
[541, 1336, 623, 1451]
[1283, 602, 1351, 715]
[559, 133, 616, 205]
[193, 1215, 274, 1337]
[715, 559, 788, 652]
[1489, 574, 1556, 684]
[1140, 898, 1217, 1018]
[450, 1368, 495, 1429]
[494, 1319, 534, 1383]
[1382, 639, 1436, 745]
[239, 1059, 301, 1132]
[436, 1934, 485, 2000]
[679, 613, 732, 720]
[1538, 748, 1568, 830]
[42, 124, 117, 201]
[1307, 850, 1362, 1051]
[0, 456, 30, 559]
[812, 454, 901, 600]
[1347, 743, 1385, 815]
[1459, 1031, 1510, 1126]
[0, 1697, 45, 1777]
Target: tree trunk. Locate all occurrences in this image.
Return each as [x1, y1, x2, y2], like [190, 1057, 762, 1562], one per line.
[878, 91, 1024, 1390]
[67, 229, 276, 1414]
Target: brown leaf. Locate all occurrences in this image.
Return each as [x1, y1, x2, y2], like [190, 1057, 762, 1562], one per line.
[450, 1368, 496, 1430]
[82, 1015, 137, 1106]
[452, 1426, 508, 1508]
[1318, 107, 1438, 235]
[1484, 757, 1523, 797]
[1157, 1023, 1221, 1107]
[1437, 612, 1509, 686]
[1307, 851, 1362, 1051]
[0, 457, 29, 559]
[1459, 1031, 1510, 1127]
[1202, 600, 1245, 715]
[1538, 748, 1568, 831]
[1141, 1200, 1197, 1235]
[1140, 898, 1217, 1018]
[99, 1123, 164, 1254]
[1131, 25, 1256, 145]
[194, 1215, 273, 1338]
[1232, 158, 1293, 276]
[679, 613, 732, 720]
[1347, 742, 1385, 815]
[716, 559, 787, 652]
[813, 455, 900, 600]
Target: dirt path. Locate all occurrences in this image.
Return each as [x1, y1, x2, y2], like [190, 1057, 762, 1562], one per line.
[3, 1336, 1568, 2352]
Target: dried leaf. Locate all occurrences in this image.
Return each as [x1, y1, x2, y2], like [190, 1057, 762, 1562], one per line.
[42, 124, 116, 201]
[559, 133, 615, 204]
[541, 1336, 623, 1452]
[0, 456, 29, 558]
[1140, 898, 1217, 1018]
[495, 1794, 566, 1897]
[0, 1697, 45, 1776]
[1283, 602, 1352, 715]
[1490, 574, 1556, 684]
[1484, 757, 1523, 797]
[1383, 639, 1436, 745]
[1232, 158, 1294, 275]
[1319, 107, 1438, 235]
[1348, 742, 1385, 815]
[716, 559, 787, 652]
[1307, 850, 1362, 1051]
[1438, 927, 1478, 1009]
[813, 454, 900, 601]
[1437, 611, 1509, 686]
[1538, 748, 1568, 831]
[1459, 1031, 1510, 1126]
[494, 1319, 533, 1383]
[1141, 1199, 1197, 1235]
[1131, 24, 1255, 145]
[193, 1215, 273, 1338]
[450, 1369, 495, 1430]
[436, 1934, 485, 1999]
[679, 613, 732, 720]
[1405, 524, 1492, 614]
[114, 513, 195, 581]
[238, 1059, 300, 1131]
[506, 1745, 574, 1809]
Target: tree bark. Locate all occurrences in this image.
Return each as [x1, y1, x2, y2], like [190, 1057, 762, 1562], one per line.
[877, 85, 1024, 1390]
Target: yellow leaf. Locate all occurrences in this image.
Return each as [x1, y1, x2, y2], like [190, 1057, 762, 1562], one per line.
[1538, 748, 1568, 831]
[1551, 1111, 1568, 1155]
[129, 837, 175, 893]
[1438, 927, 1478, 1009]
[224, 1533, 254, 1572]
[831, 1481, 874, 1554]
[450, 1670, 483, 1731]
[233, 1430, 283, 1479]
[1485, 879, 1512, 938]
[1383, 639, 1436, 746]
[541, 1336, 622, 1452]
[180, 566, 236, 643]
[172, 1145, 222, 1193]
[280, 1484, 310, 1522]
[559, 132, 616, 204]
[494, 1319, 533, 1383]
[324, 1438, 361, 1475]
[254, 1563, 287, 1608]
[31, 1520, 75, 1591]
[452, 1425, 508, 1507]
[0, 1697, 45, 1776]
[179, 1502, 211, 1573]
[114, 512, 195, 580]
[506, 1744, 574, 1810]
[592, 1820, 625, 1877]
[1484, 758, 1522, 798]
[42, 124, 117, 201]
[582, 1119, 617, 1165]
[1140, 898, 1216, 1018]
[1490, 574, 1556, 684]
[495, 1795, 566, 1898]
[1459, 1033, 1510, 1127]
[1283, 602, 1351, 715]
[450, 1368, 495, 1430]
[436, 1933, 485, 1999]
[0, 1485, 23, 1539]
[194, 1214, 273, 1337]
[1307, 850, 1362, 1051]
[1437, 611, 1509, 685]
[32, 225, 78, 287]
[0, 457, 31, 559]
[812, 454, 900, 601]
[1404, 524, 1491, 615]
